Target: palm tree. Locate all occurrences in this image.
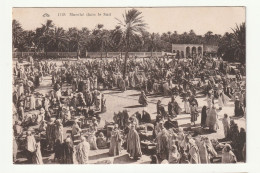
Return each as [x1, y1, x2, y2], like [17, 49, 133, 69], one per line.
[48, 27, 69, 51]
[38, 20, 54, 54]
[116, 8, 147, 79]
[167, 31, 172, 43]
[12, 20, 24, 51]
[110, 26, 124, 52]
[232, 22, 246, 63]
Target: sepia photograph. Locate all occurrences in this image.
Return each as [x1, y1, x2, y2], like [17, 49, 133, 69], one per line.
[12, 7, 246, 164]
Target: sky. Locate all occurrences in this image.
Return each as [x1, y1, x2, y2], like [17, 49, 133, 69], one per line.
[13, 7, 245, 36]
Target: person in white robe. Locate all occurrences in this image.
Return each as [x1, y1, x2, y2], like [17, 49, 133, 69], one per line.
[75, 136, 90, 164]
[29, 94, 36, 110]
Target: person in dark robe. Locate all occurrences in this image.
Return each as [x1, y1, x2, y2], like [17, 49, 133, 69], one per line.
[201, 106, 207, 128]
[54, 139, 63, 163]
[85, 90, 93, 108]
[141, 109, 152, 123]
[139, 90, 148, 106]
[78, 80, 84, 93]
[62, 137, 74, 164]
[127, 123, 142, 160]
[234, 96, 244, 117]
[157, 100, 167, 118]
[189, 95, 198, 107]
[168, 101, 176, 117]
[135, 111, 142, 123]
[230, 123, 239, 156]
[190, 102, 198, 126]
[237, 128, 246, 161]
[13, 136, 18, 163]
[150, 155, 159, 164]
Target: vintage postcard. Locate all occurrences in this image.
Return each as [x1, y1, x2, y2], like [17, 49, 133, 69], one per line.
[12, 7, 246, 164]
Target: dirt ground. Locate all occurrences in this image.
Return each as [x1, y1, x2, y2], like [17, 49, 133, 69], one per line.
[14, 60, 246, 164]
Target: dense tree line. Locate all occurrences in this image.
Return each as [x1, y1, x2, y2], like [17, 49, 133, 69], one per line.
[12, 9, 245, 63]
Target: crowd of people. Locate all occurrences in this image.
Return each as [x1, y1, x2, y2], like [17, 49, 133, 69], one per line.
[12, 54, 246, 164]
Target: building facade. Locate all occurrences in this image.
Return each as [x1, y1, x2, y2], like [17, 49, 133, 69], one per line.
[172, 44, 204, 58]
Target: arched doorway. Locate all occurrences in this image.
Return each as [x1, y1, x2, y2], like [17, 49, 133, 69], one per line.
[176, 50, 180, 59]
[192, 47, 197, 56]
[198, 46, 202, 56]
[186, 47, 190, 58]
[181, 51, 184, 58]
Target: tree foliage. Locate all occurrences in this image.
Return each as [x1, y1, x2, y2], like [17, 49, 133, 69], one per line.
[12, 10, 245, 63]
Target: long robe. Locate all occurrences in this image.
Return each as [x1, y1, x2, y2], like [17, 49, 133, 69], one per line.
[13, 137, 18, 162]
[46, 122, 56, 148]
[222, 117, 230, 138]
[156, 129, 169, 160]
[62, 142, 74, 164]
[207, 108, 219, 131]
[32, 142, 43, 164]
[30, 95, 36, 110]
[198, 142, 209, 163]
[109, 129, 122, 156]
[189, 145, 201, 164]
[75, 141, 90, 164]
[127, 129, 142, 158]
[55, 125, 63, 143]
[201, 106, 207, 127]
[88, 131, 98, 150]
[190, 105, 198, 123]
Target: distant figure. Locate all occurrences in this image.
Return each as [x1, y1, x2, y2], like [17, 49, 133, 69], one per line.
[207, 106, 219, 132]
[222, 114, 230, 139]
[139, 90, 148, 106]
[201, 106, 207, 128]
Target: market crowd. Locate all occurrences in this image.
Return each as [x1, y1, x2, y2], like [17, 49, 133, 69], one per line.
[13, 54, 246, 164]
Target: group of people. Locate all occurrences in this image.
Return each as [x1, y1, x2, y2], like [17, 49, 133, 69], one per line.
[13, 53, 246, 164]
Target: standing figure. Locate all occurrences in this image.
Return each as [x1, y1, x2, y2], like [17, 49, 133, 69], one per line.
[88, 124, 98, 150]
[55, 119, 63, 143]
[206, 91, 214, 108]
[182, 95, 190, 114]
[30, 94, 36, 110]
[62, 137, 74, 164]
[32, 139, 43, 164]
[127, 123, 142, 160]
[109, 124, 122, 156]
[189, 139, 201, 164]
[207, 106, 219, 132]
[75, 136, 90, 164]
[156, 124, 169, 160]
[201, 106, 207, 128]
[25, 131, 36, 163]
[234, 96, 244, 117]
[198, 137, 209, 163]
[190, 102, 198, 126]
[222, 114, 230, 139]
